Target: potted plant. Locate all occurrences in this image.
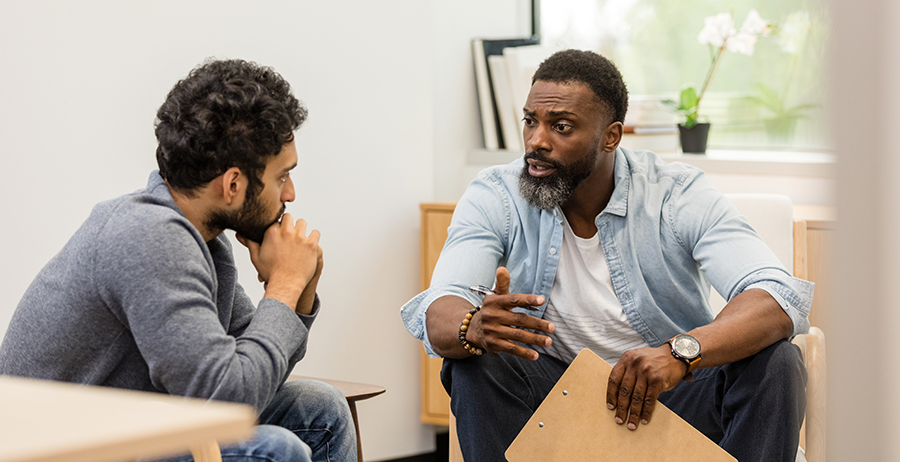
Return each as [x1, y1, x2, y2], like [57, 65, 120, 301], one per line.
[664, 9, 772, 154]
[748, 83, 817, 142]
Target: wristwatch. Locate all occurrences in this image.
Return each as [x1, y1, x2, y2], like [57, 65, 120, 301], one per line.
[667, 334, 702, 378]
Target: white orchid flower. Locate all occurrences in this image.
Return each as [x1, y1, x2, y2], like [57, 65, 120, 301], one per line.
[697, 12, 734, 47]
[778, 10, 812, 54]
[727, 33, 757, 56]
[679, 9, 776, 127]
[739, 9, 770, 37]
[698, 9, 770, 56]
[729, 10, 772, 56]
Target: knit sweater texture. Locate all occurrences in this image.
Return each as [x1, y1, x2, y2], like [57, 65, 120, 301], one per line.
[0, 171, 316, 412]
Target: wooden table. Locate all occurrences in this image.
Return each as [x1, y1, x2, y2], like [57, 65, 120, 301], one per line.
[0, 376, 256, 462]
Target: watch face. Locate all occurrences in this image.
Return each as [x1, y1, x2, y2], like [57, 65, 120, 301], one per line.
[673, 335, 701, 359]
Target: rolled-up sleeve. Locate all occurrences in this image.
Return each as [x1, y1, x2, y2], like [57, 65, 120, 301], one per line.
[669, 170, 814, 337]
[400, 170, 509, 357]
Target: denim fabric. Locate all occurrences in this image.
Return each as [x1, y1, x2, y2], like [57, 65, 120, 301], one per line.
[401, 148, 814, 357]
[443, 340, 806, 462]
[659, 341, 807, 462]
[155, 380, 357, 462]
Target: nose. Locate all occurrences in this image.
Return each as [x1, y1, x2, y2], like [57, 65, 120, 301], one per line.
[282, 175, 296, 203]
[527, 122, 551, 153]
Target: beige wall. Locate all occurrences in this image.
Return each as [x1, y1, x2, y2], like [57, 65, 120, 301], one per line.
[829, 0, 900, 459]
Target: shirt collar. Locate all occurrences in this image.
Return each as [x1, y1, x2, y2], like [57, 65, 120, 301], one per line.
[602, 148, 629, 217]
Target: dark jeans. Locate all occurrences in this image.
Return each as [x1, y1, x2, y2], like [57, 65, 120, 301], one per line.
[442, 340, 807, 462]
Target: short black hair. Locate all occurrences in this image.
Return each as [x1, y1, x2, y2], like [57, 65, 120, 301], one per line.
[155, 59, 307, 196]
[532, 49, 628, 124]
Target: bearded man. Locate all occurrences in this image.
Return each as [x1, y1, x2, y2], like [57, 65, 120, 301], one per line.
[0, 59, 356, 462]
[401, 50, 813, 462]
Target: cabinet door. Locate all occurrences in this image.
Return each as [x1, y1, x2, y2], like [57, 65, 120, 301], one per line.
[419, 204, 455, 425]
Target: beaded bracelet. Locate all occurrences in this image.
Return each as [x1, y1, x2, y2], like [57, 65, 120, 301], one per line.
[458, 305, 484, 356]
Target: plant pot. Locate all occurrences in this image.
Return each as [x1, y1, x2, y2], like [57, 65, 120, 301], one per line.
[678, 123, 711, 154]
[763, 117, 799, 142]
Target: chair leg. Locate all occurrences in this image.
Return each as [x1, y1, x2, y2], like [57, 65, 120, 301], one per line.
[189, 440, 223, 462]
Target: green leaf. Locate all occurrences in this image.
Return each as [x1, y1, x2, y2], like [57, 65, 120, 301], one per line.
[746, 95, 782, 114]
[679, 87, 699, 111]
[660, 99, 679, 110]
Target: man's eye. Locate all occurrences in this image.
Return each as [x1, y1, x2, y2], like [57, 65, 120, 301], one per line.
[522, 117, 535, 127]
[554, 123, 572, 133]
[280, 174, 290, 183]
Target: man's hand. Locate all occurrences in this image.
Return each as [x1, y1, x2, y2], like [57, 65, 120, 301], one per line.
[295, 244, 324, 315]
[605, 345, 686, 430]
[236, 213, 321, 311]
[467, 267, 555, 361]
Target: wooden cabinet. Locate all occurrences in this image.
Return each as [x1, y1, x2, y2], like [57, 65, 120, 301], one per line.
[419, 203, 455, 425]
[417, 202, 834, 427]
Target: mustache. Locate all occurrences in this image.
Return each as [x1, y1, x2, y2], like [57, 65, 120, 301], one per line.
[524, 151, 563, 170]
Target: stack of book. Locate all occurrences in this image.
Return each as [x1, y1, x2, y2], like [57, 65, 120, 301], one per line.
[473, 37, 555, 153]
[621, 95, 679, 153]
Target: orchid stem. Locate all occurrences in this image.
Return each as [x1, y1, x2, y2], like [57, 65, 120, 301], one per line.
[698, 43, 726, 108]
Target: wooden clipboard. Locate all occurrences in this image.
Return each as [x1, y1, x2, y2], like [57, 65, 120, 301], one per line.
[505, 349, 736, 462]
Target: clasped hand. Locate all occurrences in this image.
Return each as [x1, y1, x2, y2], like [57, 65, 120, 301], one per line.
[236, 213, 322, 310]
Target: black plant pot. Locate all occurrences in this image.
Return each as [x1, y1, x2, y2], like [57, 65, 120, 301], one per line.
[678, 123, 711, 154]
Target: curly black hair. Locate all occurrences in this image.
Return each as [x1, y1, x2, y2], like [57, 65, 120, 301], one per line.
[532, 49, 628, 124]
[155, 59, 307, 197]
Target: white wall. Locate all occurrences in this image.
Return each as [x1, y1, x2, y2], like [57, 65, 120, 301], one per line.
[431, 3, 532, 202]
[0, 1, 528, 460]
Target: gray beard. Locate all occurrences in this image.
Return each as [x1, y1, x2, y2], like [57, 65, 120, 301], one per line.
[518, 146, 597, 210]
[518, 166, 576, 210]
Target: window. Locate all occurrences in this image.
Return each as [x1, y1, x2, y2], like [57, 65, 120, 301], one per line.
[539, 0, 830, 152]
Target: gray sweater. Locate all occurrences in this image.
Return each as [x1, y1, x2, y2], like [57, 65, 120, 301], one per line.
[0, 172, 316, 412]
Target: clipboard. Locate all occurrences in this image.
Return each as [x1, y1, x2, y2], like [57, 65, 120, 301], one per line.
[505, 349, 736, 462]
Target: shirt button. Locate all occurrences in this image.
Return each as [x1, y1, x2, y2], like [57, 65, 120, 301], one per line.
[549, 247, 557, 255]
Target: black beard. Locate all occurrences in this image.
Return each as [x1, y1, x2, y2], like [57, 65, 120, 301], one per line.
[206, 191, 283, 244]
[518, 150, 595, 210]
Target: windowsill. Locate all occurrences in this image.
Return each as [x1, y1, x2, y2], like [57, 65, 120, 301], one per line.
[468, 148, 836, 178]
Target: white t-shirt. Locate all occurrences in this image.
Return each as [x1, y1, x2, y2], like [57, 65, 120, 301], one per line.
[535, 214, 649, 365]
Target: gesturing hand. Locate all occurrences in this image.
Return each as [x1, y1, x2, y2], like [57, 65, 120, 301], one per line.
[467, 267, 555, 361]
[605, 345, 687, 430]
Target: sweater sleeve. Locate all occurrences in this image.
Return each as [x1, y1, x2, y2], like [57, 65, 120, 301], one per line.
[94, 209, 306, 412]
[230, 281, 320, 383]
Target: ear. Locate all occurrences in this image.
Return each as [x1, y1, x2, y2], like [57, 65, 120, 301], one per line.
[602, 121, 624, 152]
[218, 167, 245, 206]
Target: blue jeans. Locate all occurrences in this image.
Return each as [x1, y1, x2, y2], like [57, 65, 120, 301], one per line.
[156, 379, 357, 462]
[442, 340, 806, 462]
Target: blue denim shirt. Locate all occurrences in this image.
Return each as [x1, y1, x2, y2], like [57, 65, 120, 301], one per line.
[402, 148, 814, 358]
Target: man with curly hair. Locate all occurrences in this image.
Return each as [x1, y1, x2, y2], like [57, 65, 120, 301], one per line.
[0, 59, 356, 462]
[402, 49, 812, 461]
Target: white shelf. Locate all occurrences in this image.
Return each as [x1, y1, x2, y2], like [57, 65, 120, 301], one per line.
[468, 148, 835, 179]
